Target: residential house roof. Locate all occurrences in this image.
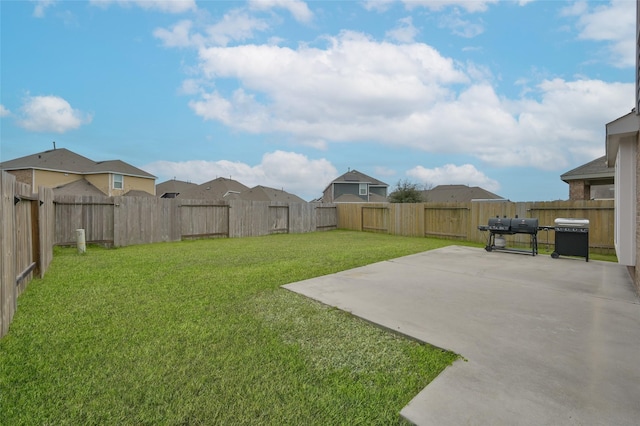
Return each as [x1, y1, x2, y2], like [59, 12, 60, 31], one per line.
[325, 169, 388, 189]
[177, 177, 249, 200]
[124, 189, 155, 197]
[560, 156, 614, 184]
[238, 185, 306, 203]
[0, 148, 156, 179]
[156, 179, 198, 197]
[422, 185, 505, 202]
[0, 148, 96, 173]
[52, 179, 106, 196]
[89, 160, 155, 179]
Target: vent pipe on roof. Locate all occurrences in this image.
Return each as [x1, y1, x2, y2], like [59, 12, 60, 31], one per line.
[53, 141, 56, 150]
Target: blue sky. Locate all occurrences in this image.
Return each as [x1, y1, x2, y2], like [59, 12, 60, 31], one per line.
[0, 0, 636, 201]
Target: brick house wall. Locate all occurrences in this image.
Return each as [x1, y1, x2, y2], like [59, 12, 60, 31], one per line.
[6, 169, 33, 186]
[569, 180, 590, 200]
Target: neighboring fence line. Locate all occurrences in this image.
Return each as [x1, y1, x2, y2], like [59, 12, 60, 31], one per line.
[336, 200, 615, 254]
[1, 172, 55, 338]
[53, 195, 338, 247]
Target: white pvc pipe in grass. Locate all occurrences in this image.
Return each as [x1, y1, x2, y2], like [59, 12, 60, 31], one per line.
[76, 229, 86, 254]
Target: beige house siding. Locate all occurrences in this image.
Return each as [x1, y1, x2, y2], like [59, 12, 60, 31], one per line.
[85, 174, 155, 196]
[123, 175, 155, 196]
[34, 170, 83, 189]
[85, 174, 111, 195]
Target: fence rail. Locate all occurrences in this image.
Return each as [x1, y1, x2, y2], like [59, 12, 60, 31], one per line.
[337, 200, 615, 254]
[53, 196, 338, 247]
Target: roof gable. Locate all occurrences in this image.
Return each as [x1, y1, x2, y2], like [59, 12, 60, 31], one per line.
[89, 160, 156, 178]
[177, 177, 250, 200]
[238, 185, 306, 202]
[156, 179, 198, 196]
[422, 185, 504, 202]
[331, 169, 388, 186]
[52, 178, 106, 196]
[560, 156, 614, 182]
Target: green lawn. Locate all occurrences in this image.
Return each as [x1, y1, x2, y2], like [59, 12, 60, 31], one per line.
[0, 231, 463, 425]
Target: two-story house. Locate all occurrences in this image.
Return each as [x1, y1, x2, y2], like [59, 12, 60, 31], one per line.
[322, 169, 388, 203]
[0, 148, 156, 196]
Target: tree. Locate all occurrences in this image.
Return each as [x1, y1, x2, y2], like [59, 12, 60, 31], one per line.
[388, 179, 426, 203]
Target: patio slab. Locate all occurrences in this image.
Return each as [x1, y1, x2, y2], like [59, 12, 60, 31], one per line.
[283, 245, 640, 425]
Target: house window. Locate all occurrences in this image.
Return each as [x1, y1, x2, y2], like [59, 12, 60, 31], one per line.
[113, 174, 123, 189]
[359, 183, 368, 196]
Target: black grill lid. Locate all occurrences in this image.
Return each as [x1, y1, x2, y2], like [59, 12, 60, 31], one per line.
[488, 217, 510, 231]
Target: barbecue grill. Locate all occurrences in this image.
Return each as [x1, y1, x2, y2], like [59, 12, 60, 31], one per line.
[478, 216, 539, 256]
[551, 218, 589, 262]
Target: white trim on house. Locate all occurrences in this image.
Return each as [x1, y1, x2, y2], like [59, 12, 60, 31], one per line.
[606, 112, 638, 266]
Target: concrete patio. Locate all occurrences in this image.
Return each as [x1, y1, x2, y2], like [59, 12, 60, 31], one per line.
[283, 246, 640, 425]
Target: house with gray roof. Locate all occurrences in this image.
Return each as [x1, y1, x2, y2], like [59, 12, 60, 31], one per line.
[561, 155, 614, 200]
[237, 185, 306, 203]
[421, 185, 505, 202]
[176, 177, 249, 200]
[321, 169, 388, 203]
[52, 178, 106, 196]
[0, 147, 156, 196]
[156, 179, 198, 198]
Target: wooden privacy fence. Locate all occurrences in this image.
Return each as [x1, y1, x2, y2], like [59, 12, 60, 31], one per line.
[1, 172, 55, 338]
[1, 184, 615, 340]
[337, 200, 615, 254]
[54, 195, 338, 247]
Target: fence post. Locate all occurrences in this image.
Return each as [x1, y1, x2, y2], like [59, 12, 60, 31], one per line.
[0, 172, 17, 338]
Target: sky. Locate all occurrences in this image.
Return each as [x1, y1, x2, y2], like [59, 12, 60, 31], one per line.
[0, 0, 636, 201]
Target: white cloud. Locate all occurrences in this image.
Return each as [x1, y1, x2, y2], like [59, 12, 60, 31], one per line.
[438, 11, 485, 38]
[191, 31, 468, 134]
[144, 151, 336, 200]
[248, 0, 313, 23]
[204, 9, 270, 46]
[401, 0, 499, 13]
[386, 16, 419, 43]
[564, 0, 635, 68]
[17, 95, 92, 133]
[90, 0, 196, 14]
[407, 164, 500, 192]
[33, 0, 56, 17]
[178, 28, 632, 170]
[363, 0, 500, 13]
[0, 105, 10, 117]
[154, 20, 197, 47]
[362, 0, 396, 12]
[154, 11, 269, 48]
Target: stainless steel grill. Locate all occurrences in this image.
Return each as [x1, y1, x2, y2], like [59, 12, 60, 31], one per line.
[551, 218, 589, 262]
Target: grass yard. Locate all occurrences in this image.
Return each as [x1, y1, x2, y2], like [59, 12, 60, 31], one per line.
[0, 231, 464, 425]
